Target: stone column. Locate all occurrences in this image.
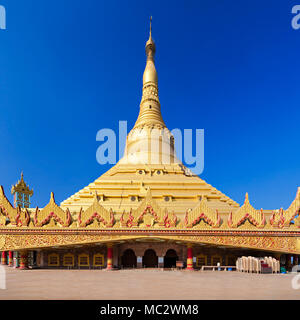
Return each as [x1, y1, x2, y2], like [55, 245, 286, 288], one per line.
[186, 244, 194, 270]
[19, 251, 28, 270]
[41, 251, 46, 268]
[36, 251, 40, 267]
[1, 252, 6, 265]
[13, 252, 19, 268]
[294, 255, 299, 266]
[158, 257, 164, 268]
[274, 252, 281, 260]
[8, 251, 13, 267]
[286, 254, 291, 271]
[137, 256, 143, 268]
[106, 244, 113, 270]
[113, 246, 119, 268]
[273, 252, 281, 271]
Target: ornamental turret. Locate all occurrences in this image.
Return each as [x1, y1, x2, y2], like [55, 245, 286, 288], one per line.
[11, 172, 33, 208]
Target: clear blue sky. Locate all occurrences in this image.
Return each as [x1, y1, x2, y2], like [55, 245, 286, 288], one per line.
[0, 0, 299, 209]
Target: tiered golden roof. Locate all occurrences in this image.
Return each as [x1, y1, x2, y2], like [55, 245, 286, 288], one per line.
[61, 19, 239, 219]
[58, 20, 299, 232]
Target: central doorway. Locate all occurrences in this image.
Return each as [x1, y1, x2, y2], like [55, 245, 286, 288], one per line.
[121, 249, 137, 268]
[164, 249, 178, 268]
[143, 249, 158, 268]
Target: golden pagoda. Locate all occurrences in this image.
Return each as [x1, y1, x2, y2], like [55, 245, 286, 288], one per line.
[0, 20, 299, 271]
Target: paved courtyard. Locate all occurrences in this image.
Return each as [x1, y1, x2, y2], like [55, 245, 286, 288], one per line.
[0, 267, 299, 300]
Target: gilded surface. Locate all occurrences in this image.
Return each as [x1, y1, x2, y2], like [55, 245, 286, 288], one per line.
[184, 196, 220, 228]
[1, 185, 300, 232]
[270, 188, 300, 228]
[0, 232, 298, 254]
[11, 172, 33, 196]
[0, 22, 299, 255]
[34, 193, 71, 228]
[78, 193, 114, 227]
[168, 235, 298, 253]
[228, 193, 265, 228]
[0, 186, 30, 226]
[120, 189, 177, 228]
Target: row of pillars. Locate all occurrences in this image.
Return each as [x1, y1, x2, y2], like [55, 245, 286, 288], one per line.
[3, 247, 298, 271]
[1, 245, 193, 271]
[1, 251, 28, 270]
[1, 244, 195, 271]
[106, 243, 194, 270]
[1, 243, 195, 270]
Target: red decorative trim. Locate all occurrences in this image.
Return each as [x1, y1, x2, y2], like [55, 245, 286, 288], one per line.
[228, 211, 265, 228]
[79, 210, 114, 228]
[185, 210, 220, 228]
[35, 211, 65, 227]
[137, 205, 159, 226]
[0, 227, 299, 238]
[270, 209, 286, 228]
[15, 209, 30, 227]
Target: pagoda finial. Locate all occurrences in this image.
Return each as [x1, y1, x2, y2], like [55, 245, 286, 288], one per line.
[50, 192, 55, 203]
[144, 16, 156, 68]
[149, 16, 152, 39]
[245, 192, 249, 204]
[132, 17, 166, 129]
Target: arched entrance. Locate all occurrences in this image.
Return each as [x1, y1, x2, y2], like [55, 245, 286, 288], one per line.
[143, 249, 158, 268]
[164, 249, 178, 268]
[121, 249, 137, 268]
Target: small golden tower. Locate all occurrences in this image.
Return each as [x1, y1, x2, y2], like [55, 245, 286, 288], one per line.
[11, 172, 34, 208]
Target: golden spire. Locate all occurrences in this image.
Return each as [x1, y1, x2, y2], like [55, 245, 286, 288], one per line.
[143, 16, 157, 85]
[133, 17, 165, 129]
[120, 18, 178, 166]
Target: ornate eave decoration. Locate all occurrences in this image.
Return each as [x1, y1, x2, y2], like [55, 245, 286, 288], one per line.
[0, 186, 30, 226]
[77, 193, 114, 228]
[184, 196, 221, 228]
[120, 188, 177, 228]
[228, 193, 265, 228]
[270, 188, 300, 228]
[34, 192, 71, 228]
